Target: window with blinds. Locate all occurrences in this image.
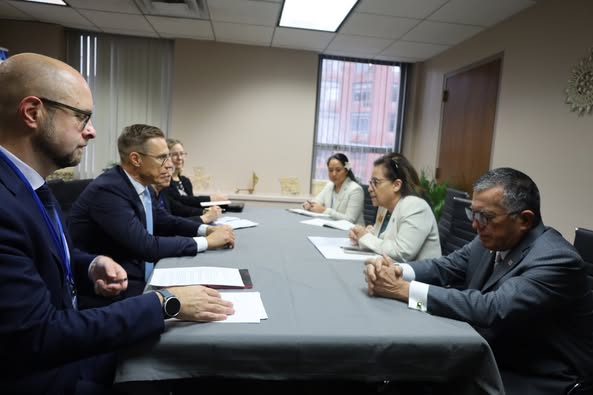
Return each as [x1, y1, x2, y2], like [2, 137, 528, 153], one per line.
[311, 56, 408, 187]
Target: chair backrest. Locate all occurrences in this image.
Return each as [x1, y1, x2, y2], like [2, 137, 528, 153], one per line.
[438, 188, 470, 255]
[360, 184, 378, 226]
[441, 197, 476, 255]
[48, 178, 93, 217]
[573, 227, 593, 289]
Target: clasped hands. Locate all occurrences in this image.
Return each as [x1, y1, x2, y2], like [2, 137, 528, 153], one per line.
[206, 224, 235, 249]
[302, 200, 325, 213]
[364, 255, 409, 301]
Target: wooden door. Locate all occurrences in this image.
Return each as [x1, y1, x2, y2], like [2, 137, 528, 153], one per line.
[437, 57, 501, 193]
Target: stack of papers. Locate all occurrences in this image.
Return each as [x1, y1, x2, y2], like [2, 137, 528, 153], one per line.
[300, 218, 355, 231]
[216, 291, 268, 324]
[214, 216, 258, 229]
[287, 208, 329, 218]
[307, 236, 380, 261]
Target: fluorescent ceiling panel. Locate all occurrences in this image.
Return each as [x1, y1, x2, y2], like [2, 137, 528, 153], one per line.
[23, 0, 66, 5]
[279, 0, 358, 32]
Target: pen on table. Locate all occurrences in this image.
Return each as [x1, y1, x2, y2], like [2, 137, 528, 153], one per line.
[340, 246, 376, 256]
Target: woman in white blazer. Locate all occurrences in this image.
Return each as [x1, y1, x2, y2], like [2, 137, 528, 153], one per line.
[302, 153, 365, 226]
[349, 153, 441, 261]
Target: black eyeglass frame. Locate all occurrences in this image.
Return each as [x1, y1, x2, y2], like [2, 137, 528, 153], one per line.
[39, 97, 92, 130]
[136, 151, 172, 167]
[465, 207, 521, 226]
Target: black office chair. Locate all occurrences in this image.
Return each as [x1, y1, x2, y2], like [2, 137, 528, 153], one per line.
[565, 227, 593, 395]
[360, 184, 378, 226]
[437, 188, 470, 255]
[573, 227, 593, 289]
[47, 178, 93, 217]
[440, 196, 475, 256]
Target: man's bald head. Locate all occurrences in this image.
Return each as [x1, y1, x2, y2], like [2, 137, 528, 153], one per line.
[0, 53, 91, 131]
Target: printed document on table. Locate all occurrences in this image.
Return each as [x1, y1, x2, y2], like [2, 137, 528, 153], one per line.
[301, 218, 354, 231]
[201, 200, 232, 207]
[149, 266, 244, 287]
[215, 216, 258, 229]
[287, 208, 330, 218]
[215, 291, 268, 324]
[307, 236, 380, 261]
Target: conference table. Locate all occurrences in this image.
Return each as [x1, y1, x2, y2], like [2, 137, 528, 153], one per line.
[114, 207, 504, 394]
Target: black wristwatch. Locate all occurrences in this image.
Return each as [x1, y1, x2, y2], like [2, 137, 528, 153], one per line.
[155, 289, 181, 319]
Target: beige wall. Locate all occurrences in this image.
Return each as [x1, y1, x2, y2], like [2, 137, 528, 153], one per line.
[405, 0, 593, 239]
[0, 20, 65, 60]
[170, 40, 318, 197]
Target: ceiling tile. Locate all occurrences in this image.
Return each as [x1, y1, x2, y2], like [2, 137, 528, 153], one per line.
[272, 27, 334, 51]
[147, 15, 214, 40]
[208, 0, 281, 26]
[340, 13, 419, 39]
[213, 21, 273, 46]
[0, 1, 30, 19]
[7, 0, 94, 28]
[65, 0, 140, 14]
[78, 9, 154, 32]
[381, 40, 449, 59]
[428, 0, 536, 27]
[327, 35, 393, 57]
[356, 0, 448, 19]
[402, 20, 483, 45]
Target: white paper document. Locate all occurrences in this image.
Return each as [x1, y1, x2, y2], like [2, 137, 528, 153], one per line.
[307, 236, 380, 261]
[300, 218, 354, 231]
[287, 208, 330, 218]
[216, 291, 268, 324]
[214, 216, 258, 229]
[200, 200, 232, 207]
[149, 266, 244, 287]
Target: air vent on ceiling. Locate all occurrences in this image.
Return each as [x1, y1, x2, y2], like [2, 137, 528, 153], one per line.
[134, 0, 210, 19]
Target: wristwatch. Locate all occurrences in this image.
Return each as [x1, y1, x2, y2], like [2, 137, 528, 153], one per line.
[155, 289, 181, 319]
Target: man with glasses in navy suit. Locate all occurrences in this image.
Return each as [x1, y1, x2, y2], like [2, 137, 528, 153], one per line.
[364, 167, 593, 394]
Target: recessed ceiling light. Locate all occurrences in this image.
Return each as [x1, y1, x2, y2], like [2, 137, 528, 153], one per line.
[279, 0, 358, 33]
[23, 0, 67, 5]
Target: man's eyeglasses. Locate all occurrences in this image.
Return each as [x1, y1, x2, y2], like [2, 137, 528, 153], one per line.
[369, 177, 389, 188]
[39, 97, 92, 131]
[465, 207, 520, 227]
[171, 152, 188, 158]
[137, 152, 172, 167]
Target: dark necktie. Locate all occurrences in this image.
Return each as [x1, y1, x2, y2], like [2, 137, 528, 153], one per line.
[36, 183, 59, 232]
[379, 211, 391, 234]
[142, 188, 154, 281]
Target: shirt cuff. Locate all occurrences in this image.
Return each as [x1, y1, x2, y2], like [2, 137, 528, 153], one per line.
[88, 256, 100, 278]
[408, 281, 429, 312]
[194, 236, 208, 252]
[399, 263, 416, 281]
[198, 224, 208, 236]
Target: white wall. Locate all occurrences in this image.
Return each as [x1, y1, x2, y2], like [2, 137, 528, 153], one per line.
[170, 40, 318, 197]
[405, 0, 593, 239]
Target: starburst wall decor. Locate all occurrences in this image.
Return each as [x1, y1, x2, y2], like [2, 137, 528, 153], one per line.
[565, 48, 593, 116]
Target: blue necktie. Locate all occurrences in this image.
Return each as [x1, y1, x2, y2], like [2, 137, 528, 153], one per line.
[142, 188, 154, 281]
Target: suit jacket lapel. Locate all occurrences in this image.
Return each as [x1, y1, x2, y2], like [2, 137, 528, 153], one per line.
[482, 223, 546, 291]
[116, 166, 147, 227]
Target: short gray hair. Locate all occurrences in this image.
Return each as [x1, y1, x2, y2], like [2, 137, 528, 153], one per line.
[474, 167, 541, 226]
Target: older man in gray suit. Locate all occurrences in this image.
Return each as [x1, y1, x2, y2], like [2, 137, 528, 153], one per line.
[364, 167, 593, 395]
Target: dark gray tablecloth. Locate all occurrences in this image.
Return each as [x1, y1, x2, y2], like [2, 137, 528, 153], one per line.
[114, 207, 503, 394]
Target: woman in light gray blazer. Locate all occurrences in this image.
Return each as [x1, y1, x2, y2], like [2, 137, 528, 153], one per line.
[302, 153, 364, 226]
[349, 153, 441, 261]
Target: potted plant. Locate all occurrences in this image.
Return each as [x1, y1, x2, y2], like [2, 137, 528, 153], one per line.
[419, 169, 448, 221]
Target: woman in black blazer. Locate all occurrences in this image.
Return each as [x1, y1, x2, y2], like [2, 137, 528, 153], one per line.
[164, 138, 227, 219]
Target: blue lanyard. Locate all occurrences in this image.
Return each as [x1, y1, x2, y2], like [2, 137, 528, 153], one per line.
[0, 150, 75, 297]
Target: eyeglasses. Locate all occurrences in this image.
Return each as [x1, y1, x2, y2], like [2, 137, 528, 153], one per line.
[137, 151, 172, 167]
[171, 152, 188, 158]
[465, 207, 520, 227]
[39, 97, 92, 131]
[369, 177, 390, 188]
